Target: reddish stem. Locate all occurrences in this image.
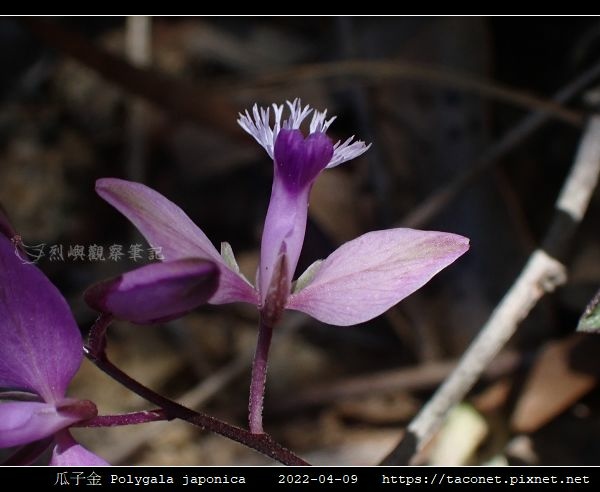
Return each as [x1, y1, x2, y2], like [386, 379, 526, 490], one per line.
[73, 409, 168, 427]
[248, 316, 274, 434]
[84, 314, 308, 466]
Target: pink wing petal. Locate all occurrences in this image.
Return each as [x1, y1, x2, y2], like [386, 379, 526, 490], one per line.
[96, 178, 257, 306]
[0, 235, 83, 402]
[287, 229, 469, 326]
[0, 402, 80, 448]
[85, 259, 219, 324]
[96, 178, 221, 261]
[209, 263, 259, 305]
[50, 430, 109, 465]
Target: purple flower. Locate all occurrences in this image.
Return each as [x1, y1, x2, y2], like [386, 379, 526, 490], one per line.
[86, 99, 469, 434]
[87, 100, 468, 327]
[0, 227, 108, 465]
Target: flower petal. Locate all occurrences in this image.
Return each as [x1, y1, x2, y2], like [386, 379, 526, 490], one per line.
[258, 179, 310, 304]
[0, 235, 82, 401]
[274, 129, 333, 192]
[237, 103, 284, 159]
[210, 263, 259, 305]
[287, 229, 469, 326]
[50, 430, 109, 465]
[0, 402, 80, 447]
[96, 178, 258, 306]
[327, 136, 371, 168]
[96, 178, 221, 262]
[85, 259, 219, 324]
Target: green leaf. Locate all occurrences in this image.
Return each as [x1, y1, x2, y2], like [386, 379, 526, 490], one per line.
[577, 288, 600, 333]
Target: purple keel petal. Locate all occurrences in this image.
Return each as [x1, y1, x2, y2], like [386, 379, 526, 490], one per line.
[259, 180, 309, 305]
[287, 229, 469, 326]
[85, 259, 219, 324]
[0, 235, 82, 402]
[256, 129, 332, 305]
[274, 129, 333, 192]
[96, 178, 258, 306]
[51, 430, 109, 465]
[0, 402, 81, 447]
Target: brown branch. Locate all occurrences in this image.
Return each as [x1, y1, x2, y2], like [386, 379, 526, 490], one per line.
[246, 60, 583, 127]
[400, 58, 600, 228]
[22, 18, 583, 137]
[381, 115, 600, 465]
[20, 17, 241, 136]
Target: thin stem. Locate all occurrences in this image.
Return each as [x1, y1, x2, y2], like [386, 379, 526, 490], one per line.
[87, 313, 112, 356]
[73, 409, 168, 428]
[84, 316, 307, 466]
[248, 316, 274, 434]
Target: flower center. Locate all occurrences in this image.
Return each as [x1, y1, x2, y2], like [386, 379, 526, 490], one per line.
[274, 129, 333, 191]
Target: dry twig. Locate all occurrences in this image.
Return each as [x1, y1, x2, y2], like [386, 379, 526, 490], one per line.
[381, 115, 600, 465]
[125, 16, 151, 183]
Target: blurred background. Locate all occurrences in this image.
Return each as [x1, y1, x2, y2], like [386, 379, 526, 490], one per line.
[1, 16, 599, 465]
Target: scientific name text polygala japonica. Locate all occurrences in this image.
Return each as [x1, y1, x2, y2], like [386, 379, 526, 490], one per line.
[110, 475, 246, 486]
